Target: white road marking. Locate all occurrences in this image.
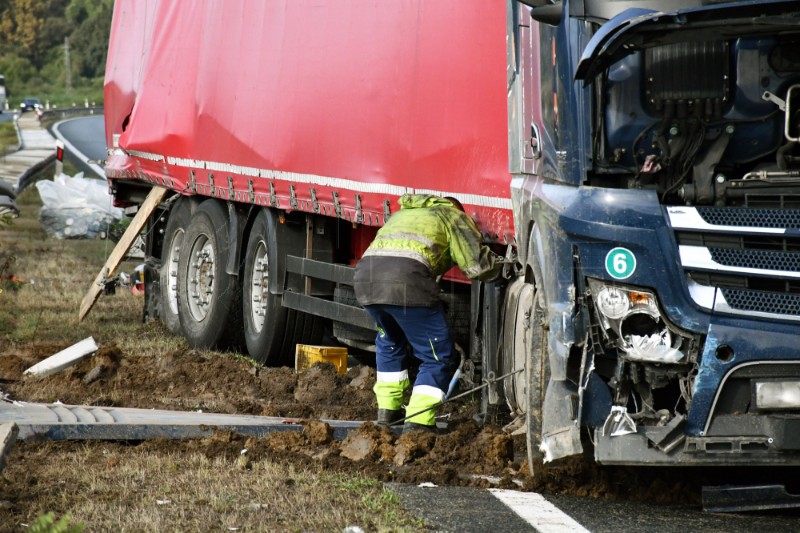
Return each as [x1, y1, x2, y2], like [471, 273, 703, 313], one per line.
[489, 489, 591, 533]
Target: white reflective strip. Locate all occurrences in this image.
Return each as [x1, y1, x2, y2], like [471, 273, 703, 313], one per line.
[489, 490, 590, 533]
[411, 384, 445, 401]
[362, 249, 431, 269]
[124, 151, 512, 209]
[376, 370, 409, 383]
[679, 245, 800, 279]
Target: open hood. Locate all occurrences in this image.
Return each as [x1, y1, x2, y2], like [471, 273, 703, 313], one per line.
[576, 0, 800, 82]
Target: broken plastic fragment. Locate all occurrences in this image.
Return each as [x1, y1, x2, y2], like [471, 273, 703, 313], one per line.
[23, 337, 99, 378]
[625, 333, 684, 364]
[539, 441, 553, 463]
[602, 406, 637, 437]
[418, 482, 437, 488]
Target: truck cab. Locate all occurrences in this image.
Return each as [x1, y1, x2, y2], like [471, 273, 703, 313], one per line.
[506, 0, 800, 465]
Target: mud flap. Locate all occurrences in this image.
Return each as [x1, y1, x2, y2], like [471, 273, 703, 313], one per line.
[540, 379, 583, 461]
[541, 424, 583, 462]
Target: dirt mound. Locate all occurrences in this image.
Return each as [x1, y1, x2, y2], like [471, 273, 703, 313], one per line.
[0, 339, 376, 421]
[0, 336, 713, 502]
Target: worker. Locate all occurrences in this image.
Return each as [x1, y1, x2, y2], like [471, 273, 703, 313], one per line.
[353, 194, 502, 434]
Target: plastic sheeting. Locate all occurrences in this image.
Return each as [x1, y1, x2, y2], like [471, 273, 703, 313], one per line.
[36, 173, 124, 239]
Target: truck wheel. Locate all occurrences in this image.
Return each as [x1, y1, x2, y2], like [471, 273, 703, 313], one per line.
[525, 285, 548, 468]
[159, 198, 191, 336]
[243, 209, 325, 365]
[177, 200, 243, 349]
[242, 209, 289, 364]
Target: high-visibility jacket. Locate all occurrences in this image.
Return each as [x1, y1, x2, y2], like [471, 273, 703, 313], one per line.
[354, 194, 501, 307]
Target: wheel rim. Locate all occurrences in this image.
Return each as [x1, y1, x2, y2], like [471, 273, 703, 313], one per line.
[504, 280, 534, 415]
[249, 240, 269, 333]
[165, 228, 184, 316]
[186, 233, 215, 321]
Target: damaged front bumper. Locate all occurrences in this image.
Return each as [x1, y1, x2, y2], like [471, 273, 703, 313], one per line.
[595, 420, 800, 466]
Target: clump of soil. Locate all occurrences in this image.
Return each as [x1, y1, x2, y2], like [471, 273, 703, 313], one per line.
[0, 339, 715, 501]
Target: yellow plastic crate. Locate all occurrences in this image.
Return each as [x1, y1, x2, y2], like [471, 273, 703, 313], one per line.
[295, 344, 348, 375]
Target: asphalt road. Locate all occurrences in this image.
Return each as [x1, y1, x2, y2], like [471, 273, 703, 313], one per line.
[50, 114, 106, 177]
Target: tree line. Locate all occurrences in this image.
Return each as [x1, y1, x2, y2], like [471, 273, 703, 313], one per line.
[0, 0, 111, 103]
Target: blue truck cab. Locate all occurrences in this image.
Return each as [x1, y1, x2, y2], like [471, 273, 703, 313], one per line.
[504, 0, 800, 466]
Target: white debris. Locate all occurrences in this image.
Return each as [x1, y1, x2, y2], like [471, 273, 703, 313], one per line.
[23, 337, 98, 378]
[418, 482, 437, 488]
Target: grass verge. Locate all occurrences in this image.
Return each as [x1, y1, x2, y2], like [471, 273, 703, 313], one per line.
[0, 188, 425, 532]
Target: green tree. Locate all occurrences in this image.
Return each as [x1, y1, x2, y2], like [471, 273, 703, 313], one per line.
[0, 0, 45, 63]
[67, 0, 112, 80]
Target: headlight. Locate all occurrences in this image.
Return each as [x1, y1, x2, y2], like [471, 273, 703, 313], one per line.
[588, 278, 687, 364]
[595, 286, 629, 319]
[755, 381, 800, 410]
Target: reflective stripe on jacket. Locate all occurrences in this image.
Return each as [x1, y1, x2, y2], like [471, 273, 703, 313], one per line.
[354, 194, 501, 307]
[362, 194, 500, 280]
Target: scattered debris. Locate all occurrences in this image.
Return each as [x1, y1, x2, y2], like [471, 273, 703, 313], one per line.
[0, 194, 18, 219]
[0, 422, 18, 475]
[295, 344, 348, 375]
[35, 172, 123, 239]
[23, 337, 98, 378]
[79, 186, 168, 320]
[0, 400, 362, 441]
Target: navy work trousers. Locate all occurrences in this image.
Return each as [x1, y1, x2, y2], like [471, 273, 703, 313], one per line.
[364, 303, 458, 392]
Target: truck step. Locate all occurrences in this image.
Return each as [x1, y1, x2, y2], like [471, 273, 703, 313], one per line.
[702, 484, 800, 513]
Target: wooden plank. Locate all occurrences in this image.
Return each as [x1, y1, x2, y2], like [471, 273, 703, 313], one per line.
[79, 186, 168, 321]
[0, 423, 19, 475]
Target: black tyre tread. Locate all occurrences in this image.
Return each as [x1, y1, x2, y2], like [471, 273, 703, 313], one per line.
[177, 200, 243, 350]
[159, 198, 191, 336]
[243, 210, 289, 365]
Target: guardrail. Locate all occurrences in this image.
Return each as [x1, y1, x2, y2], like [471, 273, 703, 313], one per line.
[39, 106, 103, 129]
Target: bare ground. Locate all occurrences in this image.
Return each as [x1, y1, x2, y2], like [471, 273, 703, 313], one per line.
[0, 328, 706, 504]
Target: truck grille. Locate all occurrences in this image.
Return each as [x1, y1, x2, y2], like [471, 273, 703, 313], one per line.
[696, 206, 800, 229]
[668, 206, 800, 322]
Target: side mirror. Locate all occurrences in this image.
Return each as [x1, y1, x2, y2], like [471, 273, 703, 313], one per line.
[531, 3, 562, 25]
[516, 1, 562, 26]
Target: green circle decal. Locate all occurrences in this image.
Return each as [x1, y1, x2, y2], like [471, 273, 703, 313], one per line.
[605, 247, 636, 280]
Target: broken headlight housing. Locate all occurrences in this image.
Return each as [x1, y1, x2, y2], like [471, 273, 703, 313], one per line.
[588, 278, 691, 364]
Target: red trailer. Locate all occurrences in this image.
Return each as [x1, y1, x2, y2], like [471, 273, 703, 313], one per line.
[103, 0, 516, 389]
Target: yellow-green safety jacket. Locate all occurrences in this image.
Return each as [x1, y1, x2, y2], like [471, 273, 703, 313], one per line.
[353, 194, 501, 307]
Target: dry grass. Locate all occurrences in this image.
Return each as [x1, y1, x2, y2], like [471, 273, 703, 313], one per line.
[0, 187, 426, 532]
[3, 442, 422, 532]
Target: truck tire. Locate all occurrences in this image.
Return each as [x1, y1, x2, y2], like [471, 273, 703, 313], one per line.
[525, 284, 549, 469]
[159, 198, 191, 336]
[243, 209, 324, 366]
[177, 200, 243, 349]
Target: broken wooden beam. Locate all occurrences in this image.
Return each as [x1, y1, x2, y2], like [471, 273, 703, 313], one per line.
[79, 186, 168, 321]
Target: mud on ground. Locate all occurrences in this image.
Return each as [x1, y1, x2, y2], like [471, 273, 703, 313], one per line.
[0, 331, 708, 504]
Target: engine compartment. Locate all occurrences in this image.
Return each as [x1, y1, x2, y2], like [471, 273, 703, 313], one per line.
[594, 35, 800, 208]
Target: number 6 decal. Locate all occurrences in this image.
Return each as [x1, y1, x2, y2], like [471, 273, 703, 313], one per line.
[605, 247, 636, 280]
